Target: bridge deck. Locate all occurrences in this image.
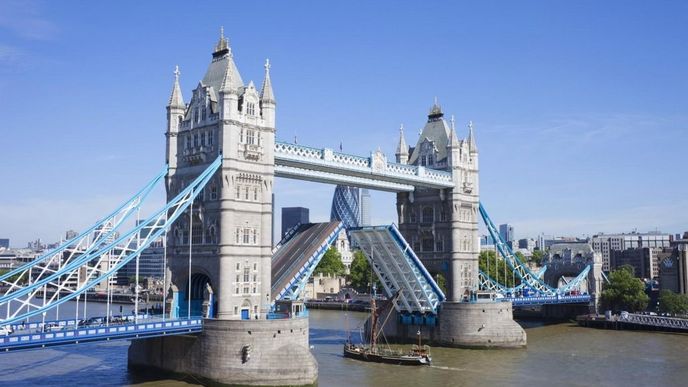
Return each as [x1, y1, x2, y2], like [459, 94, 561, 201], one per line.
[506, 294, 591, 307]
[0, 317, 202, 352]
[271, 222, 343, 301]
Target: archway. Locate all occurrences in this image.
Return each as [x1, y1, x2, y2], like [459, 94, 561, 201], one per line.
[184, 273, 216, 318]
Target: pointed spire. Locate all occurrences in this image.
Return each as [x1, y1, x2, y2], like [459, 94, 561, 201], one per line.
[219, 56, 235, 94]
[448, 114, 460, 147]
[467, 120, 477, 153]
[260, 58, 275, 104]
[213, 26, 230, 57]
[428, 97, 443, 121]
[396, 124, 408, 155]
[167, 65, 184, 108]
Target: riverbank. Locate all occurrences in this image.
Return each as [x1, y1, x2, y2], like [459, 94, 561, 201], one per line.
[577, 313, 688, 334]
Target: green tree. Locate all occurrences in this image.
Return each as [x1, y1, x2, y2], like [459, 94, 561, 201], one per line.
[600, 265, 649, 313]
[314, 247, 345, 277]
[347, 250, 378, 292]
[434, 272, 447, 295]
[530, 249, 545, 266]
[0, 269, 25, 284]
[658, 289, 688, 316]
[479, 250, 519, 288]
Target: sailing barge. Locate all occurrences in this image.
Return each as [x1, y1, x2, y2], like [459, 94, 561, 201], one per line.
[343, 295, 432, 366]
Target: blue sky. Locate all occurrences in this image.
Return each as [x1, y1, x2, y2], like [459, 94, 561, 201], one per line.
[1, 1, 687, 247]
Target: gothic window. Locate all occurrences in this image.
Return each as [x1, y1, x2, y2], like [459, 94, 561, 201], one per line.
[235, 228, 240, 244]
[236, 274, 240, 282]
[182, 229, 189, 245]
[236, 262, 241, 270]
[240, 128, 244, 143]
[194, 108, 200, 123]
[253, 187, 258, 201]
[246, 130, 256, 145]
[201, 107, 207, 121]
[243, 228, 251, 244]
[409, 209, 417, 223]
[192, 218, 203, 244]
[253, 263, 257, 271]
[440, 207, 447, 222]
[244, 186, 249, 200]
[253, 274, 257, 282]
[235, 185, 241, 199]
[435, 237, 444, 252]
[247, 102, 255, 116]
[210, 183, 218, 200]
[243, 286, 249, 294]
[422, 207, 434, 223]
[208, 131, 214, 146]
[194, 133, 199, 148]
[244, 267, 250, 282]
[186, 136, 191, 150]
[252, 229, 257, 244]
[420, 155, 426, 166]
[206, 225, 216, 244]
[422, 237, 434, 252]
[428, 154, 433, 165]
[202, 132, 207, 147]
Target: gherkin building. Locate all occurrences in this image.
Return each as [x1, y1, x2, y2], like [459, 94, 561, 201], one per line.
[330, 185, 360, 229]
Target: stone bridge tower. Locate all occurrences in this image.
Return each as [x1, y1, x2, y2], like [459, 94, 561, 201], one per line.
[395, 101, 526, 348]
[396, 101, 479, 301]
[164, 30, 275, 320]
[129, 31, 317, 385]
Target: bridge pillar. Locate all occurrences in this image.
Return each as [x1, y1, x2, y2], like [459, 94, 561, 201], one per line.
[130, 32, 316, 385]
[396, 103, 525, 347]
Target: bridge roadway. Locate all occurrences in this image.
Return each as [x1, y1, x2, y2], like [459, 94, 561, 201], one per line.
[0, 316, 202, 352]
[271, 222, 343, 301]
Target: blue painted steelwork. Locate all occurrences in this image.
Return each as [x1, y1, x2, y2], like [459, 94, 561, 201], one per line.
[0, 318, 202, 352]
[505, 294, 591, 306]
[349, 224, 445, 315]
[0, 156, 222, 327]
[272, 222, 344, 302]
[479, 202, 591, 297]
[0, 166, 167, 295]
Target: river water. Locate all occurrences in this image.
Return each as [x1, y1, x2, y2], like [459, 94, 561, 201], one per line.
[1, 305, 687, 386]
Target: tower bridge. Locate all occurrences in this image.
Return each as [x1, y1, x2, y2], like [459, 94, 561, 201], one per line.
[0, 31, 599, 385]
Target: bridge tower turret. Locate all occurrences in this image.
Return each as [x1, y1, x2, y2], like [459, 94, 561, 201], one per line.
[166, 65, 185, 180]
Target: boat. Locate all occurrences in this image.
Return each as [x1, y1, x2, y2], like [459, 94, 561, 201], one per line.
[343, 293, 432, 366]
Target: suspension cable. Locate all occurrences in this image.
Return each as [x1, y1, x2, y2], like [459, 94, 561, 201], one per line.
[188, 196, 193, 319]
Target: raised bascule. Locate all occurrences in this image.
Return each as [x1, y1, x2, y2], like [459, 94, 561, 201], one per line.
[0, 31, 600, 386]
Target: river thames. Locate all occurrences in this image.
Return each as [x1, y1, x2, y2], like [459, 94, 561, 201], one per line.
[1, 306, 687, 386]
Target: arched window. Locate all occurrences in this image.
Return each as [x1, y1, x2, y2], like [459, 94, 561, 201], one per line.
[422, 206, 434, 223]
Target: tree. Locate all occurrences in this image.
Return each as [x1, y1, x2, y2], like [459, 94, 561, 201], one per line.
[530, 249, 545, 266]
[435, 272, 447, 295]
[658, 290, 688, 316]
[314, 247, 345, 277]
[600, 265, 649, 313]
[347, 250, 378, 293]
[0, 269, 25, 284]
[479, 250, 519, 288]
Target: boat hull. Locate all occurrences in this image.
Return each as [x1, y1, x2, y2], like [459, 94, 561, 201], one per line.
[343, 345, 431, 366]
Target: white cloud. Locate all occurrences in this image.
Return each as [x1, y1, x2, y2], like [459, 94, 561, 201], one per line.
[0, 0, 58, 41]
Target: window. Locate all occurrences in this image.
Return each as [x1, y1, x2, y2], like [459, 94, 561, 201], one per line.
[253, 187, 258, 201]
[192, 219, 203, 244]
[235, 228, 240, 243]
[240, 128, 244, 143]
[409, 210, 417, 223]
[194, 133, 199, 147]
[422, 238, 434, 252]
[243, 228, 251, 244]
[235, 287, 239, 294]
[247, 102, 255, 116]
[435, 238, 444, 252]
[244, 187, 249, 200]
[210, 184, 218, 200]
[235, 185, 240, 199]
[252, 287, 256, 294]
[194, 108, 199, 123]
[253, 274, 257, 282]
[420, 155, 426, 166]
[422, 207, 434, 223]
[208, 131, 214, 146]
[186, 136, 191, 150]
[253, 263, 257, 270]
[252, 229, 257, 244]
[206, 226, 216, 244]
[236, 274, 240, 282]
[201, 107, 207, 121]
[244, 267, 250, 282]
[243, 286, 249, 294]
[182, 229, 189, 245]
[246, 130, 256, 145]
[253, 305, 257, 314]
[202, 132, 207, 146]
[234, 306, 238, 314]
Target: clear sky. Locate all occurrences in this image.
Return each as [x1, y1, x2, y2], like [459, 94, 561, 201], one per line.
[1, 0, 687, 247]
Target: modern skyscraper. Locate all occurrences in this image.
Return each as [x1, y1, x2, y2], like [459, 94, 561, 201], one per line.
[281, 207, 309, 238]
[330, 185, 360, 229]
[499, 224, 515, 243]
[360, 189, 371, 226]
[0, 239, 9, 249]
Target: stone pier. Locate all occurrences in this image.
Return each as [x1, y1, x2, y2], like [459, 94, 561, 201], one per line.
[128, 318, 317, 386]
